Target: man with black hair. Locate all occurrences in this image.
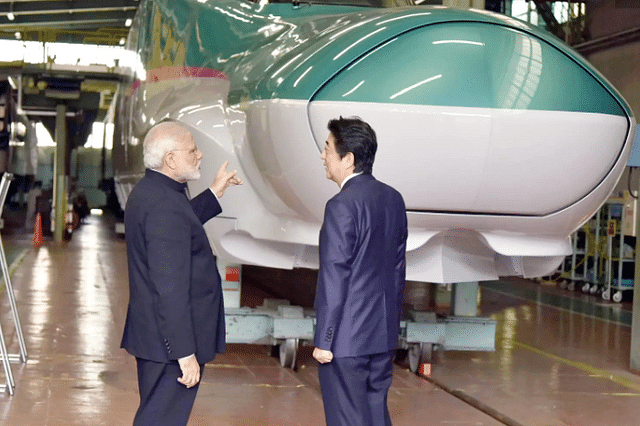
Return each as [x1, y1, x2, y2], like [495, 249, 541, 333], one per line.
[313, 116, 408, 426]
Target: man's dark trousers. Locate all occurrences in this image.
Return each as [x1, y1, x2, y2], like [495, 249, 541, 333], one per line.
[133, 358, 205, 426]
[318, 350, 395, 426]
[122, 169, 226, 425]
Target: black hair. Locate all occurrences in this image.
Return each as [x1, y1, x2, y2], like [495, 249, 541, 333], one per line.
[327, 116, 377, 174]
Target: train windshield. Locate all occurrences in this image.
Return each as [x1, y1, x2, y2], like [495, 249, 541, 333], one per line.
[267, 0, 415, 7]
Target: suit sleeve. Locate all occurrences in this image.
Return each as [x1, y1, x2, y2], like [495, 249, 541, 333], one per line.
[190, 189, 222, 224]
[314, 199, 355, 351]
[395, 197, 408, 319]
[145, 200, 196, 360]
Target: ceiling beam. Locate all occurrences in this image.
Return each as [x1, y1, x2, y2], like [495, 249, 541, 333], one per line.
[0, 11, 137, 30]
[0, 0, 138, 14]
[0, 0, 138, 30]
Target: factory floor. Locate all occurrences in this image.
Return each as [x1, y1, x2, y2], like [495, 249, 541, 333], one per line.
[1, 211, 639, 426]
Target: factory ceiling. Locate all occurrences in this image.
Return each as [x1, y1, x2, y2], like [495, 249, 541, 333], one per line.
[0, 1, 140, 149]
[0, 0, 617, 47]
[0, 0, 139, 45]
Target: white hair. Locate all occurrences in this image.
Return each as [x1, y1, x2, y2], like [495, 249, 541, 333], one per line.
[142, 121, 188, 169]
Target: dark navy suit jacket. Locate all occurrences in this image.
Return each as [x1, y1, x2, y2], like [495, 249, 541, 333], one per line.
[314, 173, 407, 358]
[121, 169, 225, 364]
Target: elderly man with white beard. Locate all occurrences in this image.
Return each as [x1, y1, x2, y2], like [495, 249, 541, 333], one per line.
[121, 121, 242, 426]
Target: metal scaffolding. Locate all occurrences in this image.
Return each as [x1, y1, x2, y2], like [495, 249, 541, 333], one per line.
[0, 173, 27, 396]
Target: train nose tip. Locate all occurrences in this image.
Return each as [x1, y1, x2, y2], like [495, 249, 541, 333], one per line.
[308, 21, 633, 216]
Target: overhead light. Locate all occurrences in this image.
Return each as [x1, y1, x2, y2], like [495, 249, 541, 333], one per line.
[14, 31, 20, 40]
[125, 18, 133, 27]
[7, 12, 14, 20]
[119, 38, 126, 45]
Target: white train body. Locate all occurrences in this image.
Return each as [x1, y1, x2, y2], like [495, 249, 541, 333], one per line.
[113, 0, 637, 283]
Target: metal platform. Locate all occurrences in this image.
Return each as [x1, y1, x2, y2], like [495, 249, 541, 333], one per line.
[225, 299, 496, 373]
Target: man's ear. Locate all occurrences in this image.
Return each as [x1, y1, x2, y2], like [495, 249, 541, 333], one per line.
[342, 152, 355, 170]
[164, 151, 177, 170]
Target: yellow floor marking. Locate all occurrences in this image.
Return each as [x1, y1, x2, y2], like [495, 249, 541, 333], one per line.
[205, 364, 247, 369]
[514, 340, 640, 393]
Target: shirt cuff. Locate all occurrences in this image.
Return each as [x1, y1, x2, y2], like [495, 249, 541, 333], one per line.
[179, 353, 195, 362]
[209, 188, 219, 200]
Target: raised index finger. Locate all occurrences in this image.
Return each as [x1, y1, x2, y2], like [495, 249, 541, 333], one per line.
[217, 160, 230, 175]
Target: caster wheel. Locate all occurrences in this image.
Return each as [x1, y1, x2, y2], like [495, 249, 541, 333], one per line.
[602, 289, 610, 301]
[589, 284, 599, 295]
[279, 338, 299, 369]
[581, 283, 591, 293]
[567, 281, 576, 291]
[613, 291, 623, 303]
[408, 343, 433, 374]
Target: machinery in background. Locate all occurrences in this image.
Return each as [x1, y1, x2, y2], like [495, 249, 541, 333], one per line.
[560, 191, 637, 303]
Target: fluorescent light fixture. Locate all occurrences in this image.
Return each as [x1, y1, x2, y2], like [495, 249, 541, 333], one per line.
[125, 18, 132, 27]
[8, 1, 15, 20]
[119, 38, 126, 45]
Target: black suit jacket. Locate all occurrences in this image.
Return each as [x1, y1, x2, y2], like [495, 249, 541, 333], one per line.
[314, 174, 408, 358]
[121, 169, 225, 364]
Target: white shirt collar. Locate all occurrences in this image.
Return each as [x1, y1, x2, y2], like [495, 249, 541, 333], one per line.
[340, 172, 363, 189]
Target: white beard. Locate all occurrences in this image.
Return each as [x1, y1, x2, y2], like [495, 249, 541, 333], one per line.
[178, 163, 201, 181]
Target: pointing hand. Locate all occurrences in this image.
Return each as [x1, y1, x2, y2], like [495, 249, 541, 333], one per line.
[210, 160, 243, 198]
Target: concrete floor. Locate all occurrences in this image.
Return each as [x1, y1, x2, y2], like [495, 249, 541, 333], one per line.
[1, 212, 640, 425]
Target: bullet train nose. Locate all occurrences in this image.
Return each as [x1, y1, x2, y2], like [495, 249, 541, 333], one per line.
[308, 20, 634, 216]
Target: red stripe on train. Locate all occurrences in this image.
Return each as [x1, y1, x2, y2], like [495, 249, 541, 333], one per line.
[147, 66, 229, 82]
[127, 66, 228, 96]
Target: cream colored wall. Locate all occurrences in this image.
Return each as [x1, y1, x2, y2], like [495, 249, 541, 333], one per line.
[587, 0, 640, 39]
[442, 0, 485, 9]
